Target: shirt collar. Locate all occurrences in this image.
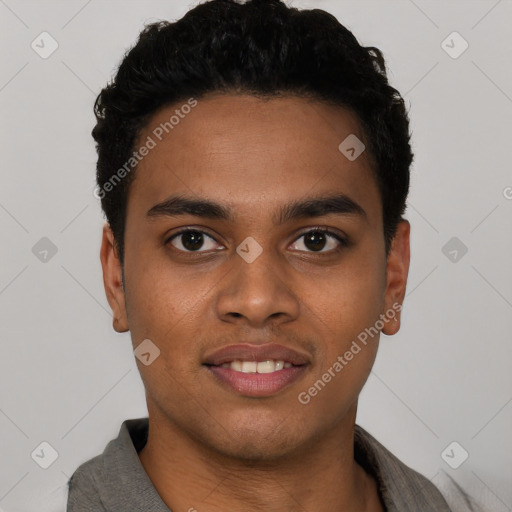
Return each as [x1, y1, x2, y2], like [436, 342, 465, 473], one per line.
[354, 424, 451, 512]
[97, 418, 451, 512]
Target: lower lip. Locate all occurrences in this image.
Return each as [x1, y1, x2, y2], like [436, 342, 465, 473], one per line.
[206, 365, 307, 397]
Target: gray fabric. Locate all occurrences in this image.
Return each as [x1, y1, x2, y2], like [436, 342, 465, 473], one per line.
[66, 417, 461, 511]
[67, 419, 169, 512]
[353, 426, 452, 511]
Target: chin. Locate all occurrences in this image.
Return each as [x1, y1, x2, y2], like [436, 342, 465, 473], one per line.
[212, 435, 301, 463]
[202, 417, 311, 463]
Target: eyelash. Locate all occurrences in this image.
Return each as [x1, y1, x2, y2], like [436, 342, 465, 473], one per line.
[166, 226, 349, 254]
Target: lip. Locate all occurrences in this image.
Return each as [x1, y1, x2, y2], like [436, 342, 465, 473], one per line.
[207, 365, 308, 397]
[203, 343, 310, 397]
[203, 343, 310, 366]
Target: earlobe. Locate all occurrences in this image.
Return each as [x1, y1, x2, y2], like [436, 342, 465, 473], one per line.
[383, 314, 401, 336]
[99, 223, 129, 333]
[382, 220, 410, 336]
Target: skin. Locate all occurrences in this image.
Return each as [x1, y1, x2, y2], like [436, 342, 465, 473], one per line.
[100, 93, 410, 512]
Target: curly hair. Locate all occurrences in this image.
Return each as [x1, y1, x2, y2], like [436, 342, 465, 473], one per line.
[93, 0, 413, 264]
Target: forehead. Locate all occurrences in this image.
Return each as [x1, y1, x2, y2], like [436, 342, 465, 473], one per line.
[127, 94, 381, 223]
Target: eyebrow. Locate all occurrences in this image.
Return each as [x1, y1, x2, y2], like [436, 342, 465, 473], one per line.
[146, 193, 368, 225]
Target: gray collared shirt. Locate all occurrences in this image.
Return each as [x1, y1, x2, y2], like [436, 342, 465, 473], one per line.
[64, 417, 485, 511]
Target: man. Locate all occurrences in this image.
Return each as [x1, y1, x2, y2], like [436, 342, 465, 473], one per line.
[64, 0, 484, 510]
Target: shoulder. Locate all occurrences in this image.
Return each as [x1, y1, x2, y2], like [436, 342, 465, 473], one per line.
[66, 452, 108, 510]
[354, 425, 451, 510]
[65, 417, 149, 510]
[354, 425, 487, 512]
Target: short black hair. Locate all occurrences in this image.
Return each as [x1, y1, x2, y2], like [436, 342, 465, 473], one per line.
[93, 0, 413, 264]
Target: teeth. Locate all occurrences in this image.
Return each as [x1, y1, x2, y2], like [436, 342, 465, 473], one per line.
[231, 360, 243, 371]
[241, 361, 257, 373]
[222, 360, 290, 374]
[256, 360, 276, 373]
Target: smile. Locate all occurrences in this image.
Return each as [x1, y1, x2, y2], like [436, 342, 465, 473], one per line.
[220, 360, 293, 373]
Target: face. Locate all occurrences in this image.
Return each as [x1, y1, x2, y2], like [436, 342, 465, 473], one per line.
[101, 93, 410, 460]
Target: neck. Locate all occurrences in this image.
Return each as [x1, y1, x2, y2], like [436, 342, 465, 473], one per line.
[138, 405, 383, 512]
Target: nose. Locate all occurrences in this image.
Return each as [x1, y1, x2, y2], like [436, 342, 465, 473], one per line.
[215, 242, 301, 328]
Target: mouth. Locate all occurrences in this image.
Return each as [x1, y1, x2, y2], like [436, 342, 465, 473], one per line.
[203, 343, 309, 397]
[218, 359, 293, 373]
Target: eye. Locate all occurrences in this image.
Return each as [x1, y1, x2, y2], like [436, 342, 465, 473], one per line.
[167, 229, 223, 253]
[290, 228, 348, 253]
[166, 227, 348, 254]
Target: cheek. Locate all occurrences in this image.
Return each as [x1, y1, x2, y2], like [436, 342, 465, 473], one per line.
[123, 253, 203, 340]
[319, 252, 386, 332]
[123, 260, 219, 398]
[298, 278, 383, 417]
[306, 249, 386, 387]
[125, 273, 206, 404]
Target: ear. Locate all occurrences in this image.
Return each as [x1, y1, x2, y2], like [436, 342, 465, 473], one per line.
[382, 220, 410, 336]
[100, 223, 129, 333]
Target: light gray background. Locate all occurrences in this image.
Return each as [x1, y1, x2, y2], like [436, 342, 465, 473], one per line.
[1, 0, 511, 510]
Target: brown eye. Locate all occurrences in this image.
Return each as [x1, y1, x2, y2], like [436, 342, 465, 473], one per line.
[168, 230, 220, 252]
[290, 228, 347, 253]
[303, 231, 328, 251]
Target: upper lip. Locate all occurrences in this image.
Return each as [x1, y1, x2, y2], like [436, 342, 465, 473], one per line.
[203, 343, 310, 366]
